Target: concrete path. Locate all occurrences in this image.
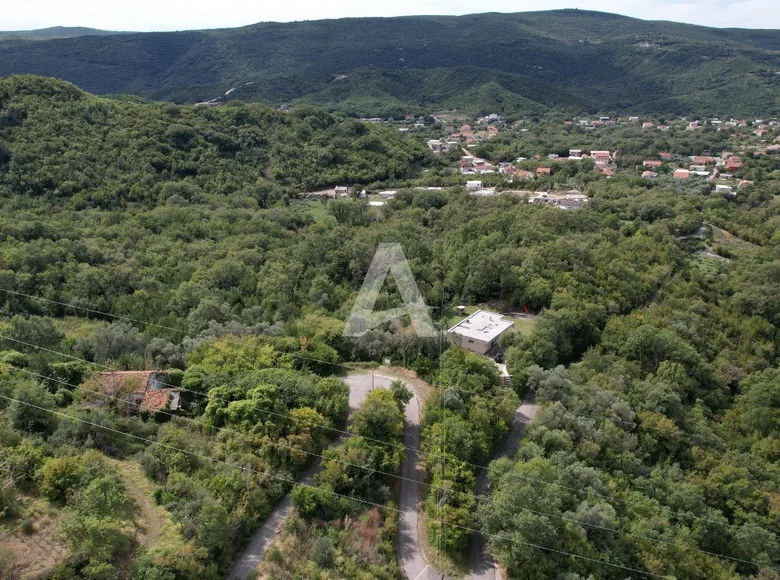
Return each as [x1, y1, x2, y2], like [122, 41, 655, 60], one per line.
[227, 373, 388, 580]
[391, 377, 440, 580]
[469, 392, 539, 580]
[227, 372, 436, 580]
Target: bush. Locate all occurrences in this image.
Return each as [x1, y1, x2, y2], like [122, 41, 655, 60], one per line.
[0, 489, 19, 520]
[91, 322, 143, 363]
[292, 485, 336, 520]
[8, 380, 58, 435]
[39, 456, 85, 503]
[59, 512, 134, 561]
[5, 441, 46, 486]
[20, 518, 34, 534]
[311, 535, 335, 567]
[267, 547, 284, 566]
[69, 475, 135, 519]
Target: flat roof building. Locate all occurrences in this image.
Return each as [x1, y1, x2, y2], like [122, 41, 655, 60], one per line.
[447, 310, 514, 355]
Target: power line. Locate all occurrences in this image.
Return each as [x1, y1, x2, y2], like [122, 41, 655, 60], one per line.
[17, 365, 769, 569]
[0, 334, 413, 457]
[0, 287, 735, 446]
[0, 333, 757, 533]
[0, 391, 669, 579]
[15, 367, 428, 494]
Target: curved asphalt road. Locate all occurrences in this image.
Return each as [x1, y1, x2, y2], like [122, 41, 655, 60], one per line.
[470, 392, 539, 580]
[227, 372, 436, 580]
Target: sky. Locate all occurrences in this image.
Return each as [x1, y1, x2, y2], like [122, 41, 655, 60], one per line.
[2, 0, 779, 31]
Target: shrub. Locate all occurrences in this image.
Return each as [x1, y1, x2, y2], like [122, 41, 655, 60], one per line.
[39, 456, 85, 503]
[8, 380, 58, 435]
[59, 512, 134, 561]
[311, 535, 335, 568]
[267, 547, 284, 565]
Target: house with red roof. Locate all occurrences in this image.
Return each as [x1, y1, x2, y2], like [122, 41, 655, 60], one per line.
[590, 150, 612, 166]
[95, 371, 183, 414]
[643, 160, 663, 168]
[536, 167, 552, 176]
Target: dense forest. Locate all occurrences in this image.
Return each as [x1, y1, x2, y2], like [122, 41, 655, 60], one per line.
[0, 76, 778, 579]
[1, 10, 780, 118]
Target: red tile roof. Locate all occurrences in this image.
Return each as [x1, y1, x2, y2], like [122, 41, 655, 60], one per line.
[140, 389, 173, 412]
[93, 371, 180, 414]
[97, 371, 153, 395]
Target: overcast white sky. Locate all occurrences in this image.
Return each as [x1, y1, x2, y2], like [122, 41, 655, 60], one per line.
[2, 0, 779, 31]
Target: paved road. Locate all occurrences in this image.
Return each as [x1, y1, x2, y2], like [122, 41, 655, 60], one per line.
[227, 373, 389, 580]
[470, 392, 539, 580]
[227, 372, 435, 580]
[388, 375, 441, 580]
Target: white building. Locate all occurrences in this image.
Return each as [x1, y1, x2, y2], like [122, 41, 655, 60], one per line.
[447, 310, 514, 355]
[529, 191, 589, 210]
[427, 139, 451, 153]
[378, 190, 397, 199]
[466, 180, 483, 192]
[715, 184, 734, 195]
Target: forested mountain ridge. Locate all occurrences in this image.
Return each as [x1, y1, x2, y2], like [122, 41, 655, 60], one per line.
[1, 10, 779, 118]
[0, 75, 431, 207]
[0, 27, 123, 41]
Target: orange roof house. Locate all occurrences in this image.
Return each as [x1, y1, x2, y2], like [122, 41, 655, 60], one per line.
[95, 371, 182, 413]
[643, 160, 663, 168]
[536, 167, 552, 175]
[674, 169, 690, 179]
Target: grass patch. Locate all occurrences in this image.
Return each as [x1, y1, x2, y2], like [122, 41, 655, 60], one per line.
[710, 225, 759, 258]
[51, 316, 107, 340]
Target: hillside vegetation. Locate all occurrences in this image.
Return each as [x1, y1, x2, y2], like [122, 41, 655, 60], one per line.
[0, 75, 430, 208]
[1, 10, 779, 117]
[0, 72, 779, 579]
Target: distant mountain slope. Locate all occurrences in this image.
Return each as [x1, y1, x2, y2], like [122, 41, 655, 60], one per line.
[0, 26, 124, 41]
[0, 10, 779, 117]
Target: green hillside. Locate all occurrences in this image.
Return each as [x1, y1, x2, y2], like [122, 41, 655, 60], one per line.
[1, 10, 779, 117]
[0, 75, 430, 207]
